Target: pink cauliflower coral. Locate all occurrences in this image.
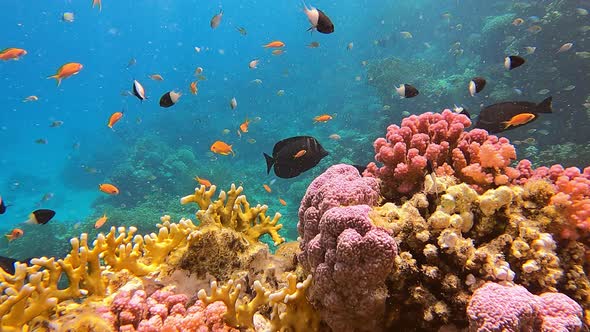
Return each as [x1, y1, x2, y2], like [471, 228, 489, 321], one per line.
[467, 282, 583, 332]
[110, 288, 237, 332]
[366, 110, 526, 200]
[298, 164, 397, 332]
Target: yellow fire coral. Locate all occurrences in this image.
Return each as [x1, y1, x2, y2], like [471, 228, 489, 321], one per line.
[181, 184, 284, 246]
[197, 272, 319, 331]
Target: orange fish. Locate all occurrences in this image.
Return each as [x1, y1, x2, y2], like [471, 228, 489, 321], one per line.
[0, 48, 27, 61]
[263, 184, 272, 193]
[210, 141, 234, 156]
[314, 114, 333, 123]
[94, 214, 108, 229]
[278, 198, 287, 206]
[107, 111, 124, 128]
[99, 183, 119, 195]
[502, 113, 536, 129]
[190, 81, 198, 95]
[47, 62, 83, 87]
[92, 0, 102, 11]
[239, 118, 251, 133]
[263, 41, 285, 48]
[293, 149, 307, 158]
[194, 176, 212, 187]
[5, 228, 24, 242]
[271, 49, 285, 56]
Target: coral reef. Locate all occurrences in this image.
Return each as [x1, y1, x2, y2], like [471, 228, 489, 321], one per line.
[298, 164, 397, 331]
[467, 281, 583, 332]
[301, 159, 589, 330]
[365, 110, 527, 200]
[0, 184, 291, 331]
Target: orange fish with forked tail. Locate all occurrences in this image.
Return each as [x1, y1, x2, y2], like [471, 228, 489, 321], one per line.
[190, 81, 198, 95]
[263, 184, 272, 193]
[94, 214, 107, 229]
[194, 176, 212, 187]
[5, 228, 24, 242]
[239, 118, 250, 133]
[47, 62, 83, 87]
[92, 0, 102, 11]
[263, 41, 285, 48]
[107, 111, 124, 128]
[99, 183, 119, 195]
[0, 48, 27, 61]
[502, 113, 536, 129]
[210, 140, 234, 156]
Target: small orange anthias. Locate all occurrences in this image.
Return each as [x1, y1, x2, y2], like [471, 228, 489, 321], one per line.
[5, 228, 24, 242]
[313, 114, 333, 123]
[92, 0, 102, 11]
[262, 40, 285, 48]
[263, 184, 272, 193]
[0, 48, 27, 61]
[94, 214, 108, 229]
[190, 81, 198, 95]
[47, 62, 83, 87]
[108, 111, 124, 128]
[210, 140, 234, 156]
[99, 183, 120, 195]
[194, 176, 212, 187]
[502, 113, 536, 129]
[239, 118, 251, 133]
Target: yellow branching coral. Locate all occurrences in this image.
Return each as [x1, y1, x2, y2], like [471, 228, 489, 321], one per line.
[181, 184, 284, 246]
[197, 273, 318, 331]
[0, 220, 200, 330]
[269, 274, 320, 332]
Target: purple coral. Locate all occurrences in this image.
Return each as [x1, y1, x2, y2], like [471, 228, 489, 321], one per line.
[467, 282, 583, 332]
[298, 164, 397, 331]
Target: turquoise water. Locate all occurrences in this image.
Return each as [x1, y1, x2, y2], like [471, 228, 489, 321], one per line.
[1, 1, 588, 258]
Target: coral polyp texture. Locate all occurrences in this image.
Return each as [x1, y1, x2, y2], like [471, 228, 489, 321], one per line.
[467, 282, 583, 331]
[298, 164, 397, 331]
[365, 109, 530, 200]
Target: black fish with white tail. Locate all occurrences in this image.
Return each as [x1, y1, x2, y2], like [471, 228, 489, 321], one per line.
[26, 209, 56, 225]
[159, 91, 182, 108]
[504, 55, 525, 70]
[264, 136, 328, 178]
[469, 77, 486, 96]
[475, 97, 552, 134]
[395, 84, 419, 98]
[303, 2, 334, 34]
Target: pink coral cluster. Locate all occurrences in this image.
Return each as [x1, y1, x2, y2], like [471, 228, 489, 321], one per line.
[525, 165, 590, 240]
[467, 282, 583, 332]
[298, 164, 397, 332]
[365, 110, 527, 199]
[110, 288, 237, 332]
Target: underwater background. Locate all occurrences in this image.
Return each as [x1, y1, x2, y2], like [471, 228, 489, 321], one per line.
[1, 0, 589, 262]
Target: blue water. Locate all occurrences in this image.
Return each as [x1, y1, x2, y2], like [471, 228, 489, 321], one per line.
[1, 0, 589, 257]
